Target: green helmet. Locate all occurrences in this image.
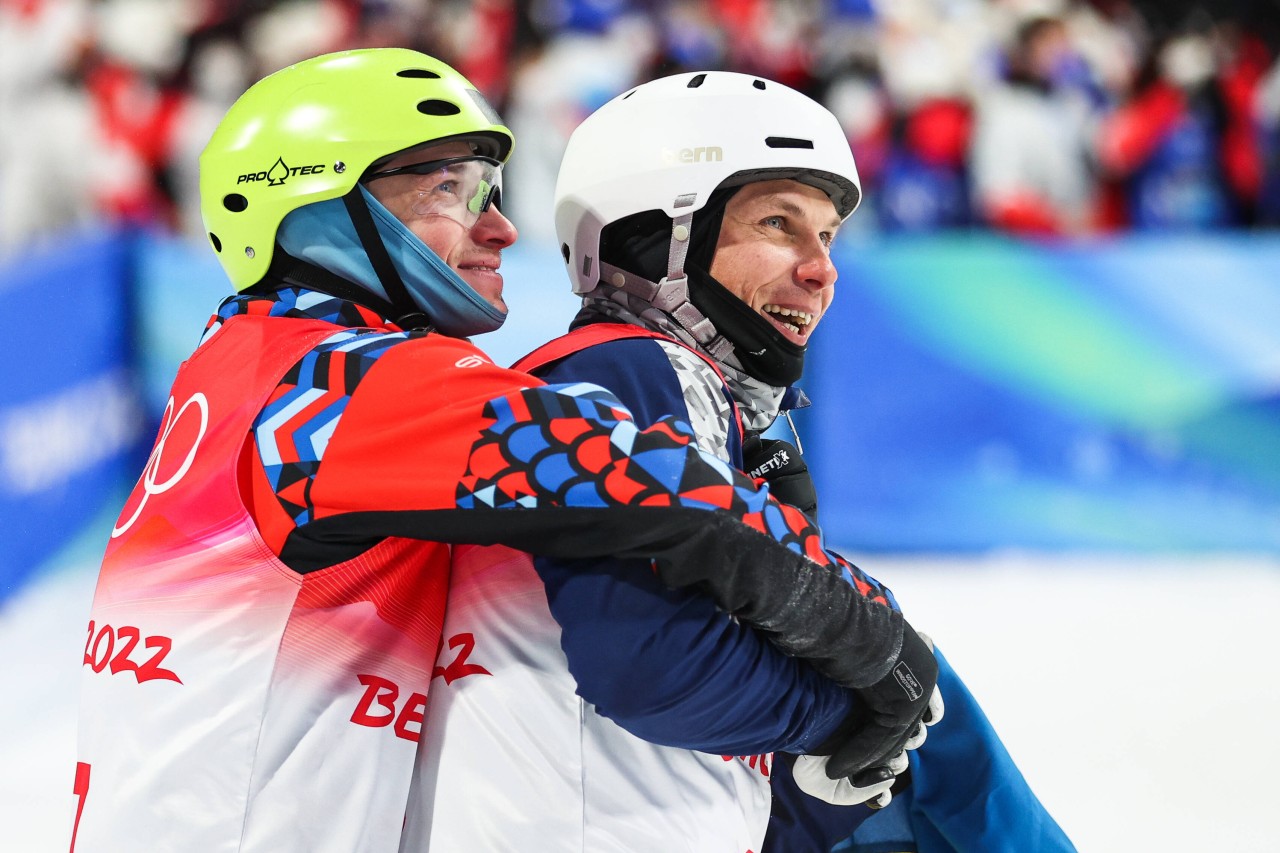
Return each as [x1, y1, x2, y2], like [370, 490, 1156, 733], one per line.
[199, 48, 513, 291]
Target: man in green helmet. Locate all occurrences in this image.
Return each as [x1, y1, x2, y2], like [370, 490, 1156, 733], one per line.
[71, 49, 938, 852]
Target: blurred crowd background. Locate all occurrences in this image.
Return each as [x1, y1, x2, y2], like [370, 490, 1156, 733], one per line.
[4, 0, 1280, 252]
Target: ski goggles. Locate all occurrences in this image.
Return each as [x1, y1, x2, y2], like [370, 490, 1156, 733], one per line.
[363, 156, 503, 229]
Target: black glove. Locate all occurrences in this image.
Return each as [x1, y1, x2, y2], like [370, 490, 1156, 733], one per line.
[741, 435, 818, 519]
[822, 623, 940, 779]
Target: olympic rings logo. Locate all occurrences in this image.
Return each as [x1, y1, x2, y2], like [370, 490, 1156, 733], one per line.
[111, 393, 209, 539]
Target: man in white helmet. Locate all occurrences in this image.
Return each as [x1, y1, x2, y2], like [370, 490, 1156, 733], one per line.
[74, 50, 942, 853]
[507, 71, 1075, 851]
[402, 69, 960, 852]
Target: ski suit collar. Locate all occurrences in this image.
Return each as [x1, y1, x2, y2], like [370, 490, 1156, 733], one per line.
[201, 284, 402, 348]
[573, 297, 804, 433]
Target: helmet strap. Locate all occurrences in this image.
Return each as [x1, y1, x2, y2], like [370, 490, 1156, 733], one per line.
[342, 188, 432, 330]
[664, 208, 694, 286]
[667, 194, 806, 386]
[662, 210, 737, 361]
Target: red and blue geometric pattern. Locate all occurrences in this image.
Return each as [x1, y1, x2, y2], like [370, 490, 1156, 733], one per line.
[458, 383, 892, 606]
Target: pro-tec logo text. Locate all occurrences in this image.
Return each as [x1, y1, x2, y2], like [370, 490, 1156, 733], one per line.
[238, 157, 327, 186]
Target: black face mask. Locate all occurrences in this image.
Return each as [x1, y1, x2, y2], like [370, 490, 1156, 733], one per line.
[599, 187, 808, 388]
[687, 265, 806, 386]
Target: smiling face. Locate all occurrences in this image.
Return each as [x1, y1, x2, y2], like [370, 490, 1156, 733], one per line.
[364, 140, 518, 312]
[708, 180, 841, 346]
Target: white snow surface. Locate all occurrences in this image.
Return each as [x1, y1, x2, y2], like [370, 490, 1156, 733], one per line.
[3, 547, 1277, 852]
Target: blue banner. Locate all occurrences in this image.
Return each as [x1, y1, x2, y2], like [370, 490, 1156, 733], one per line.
[804, 234, 1280, 553]
[0, 230, 149, 594]
[4, 228, 1277, 606]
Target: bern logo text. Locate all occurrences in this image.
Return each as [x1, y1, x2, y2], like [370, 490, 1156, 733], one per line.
[661, 146, 723, 164]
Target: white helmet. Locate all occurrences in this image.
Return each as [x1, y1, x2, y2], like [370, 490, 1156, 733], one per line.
[555, 70, 861, 296]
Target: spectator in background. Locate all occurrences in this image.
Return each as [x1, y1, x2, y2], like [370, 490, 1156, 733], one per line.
[0, 0, 97, 252]
[819, 61, 893, 235]
[0, 0, 355, 250]
[877, 92, 974, 232]
[1257, 47, 1280, 224]
[969, 14, 1102, 236]
[500, 0, 656, 242]
[810, 3, 888, 234]
[869, 0, 982, 232]
[1096, 20, 1270, 229]
[1214, 19, 1273, 225]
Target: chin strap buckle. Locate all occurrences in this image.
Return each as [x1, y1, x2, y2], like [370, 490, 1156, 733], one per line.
[652, 275, 687, 312]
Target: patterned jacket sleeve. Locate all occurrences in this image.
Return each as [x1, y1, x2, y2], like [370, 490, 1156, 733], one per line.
[527, 337, 855, 754]
[296, 334, 904, 689]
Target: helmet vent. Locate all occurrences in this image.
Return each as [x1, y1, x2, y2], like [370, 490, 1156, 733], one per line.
[622, 89, 636, 99]
[753, 79, 766, 90]
[209, 233, 222, 253]
[561, 243, 571, 264]
[417, 99, 461, 116]
[397, 69, 442, 79]
[223, 193, 249, 212]
[765, 136, 814, 150]
[687, 74, 707, 89]
[582, 255, 593, 278]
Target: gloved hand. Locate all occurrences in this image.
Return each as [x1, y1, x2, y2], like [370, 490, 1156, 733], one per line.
[741, 435, 818, 519]
[792, 749, 909, 808]
[826, 623, 941, 779]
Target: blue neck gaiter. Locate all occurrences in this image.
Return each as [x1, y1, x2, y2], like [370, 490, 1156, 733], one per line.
[277, 185, 507, 336]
